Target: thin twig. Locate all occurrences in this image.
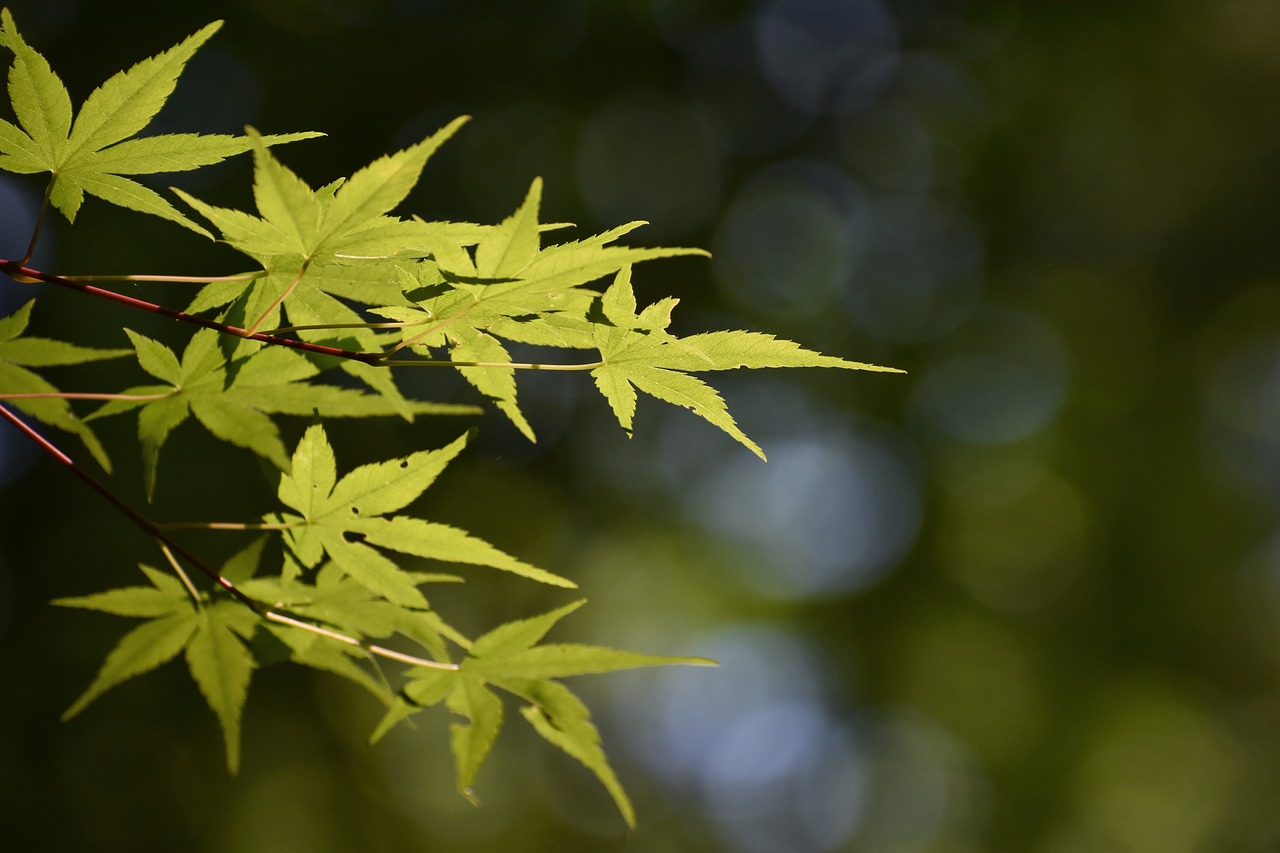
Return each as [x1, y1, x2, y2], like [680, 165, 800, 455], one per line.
[0, 392, 172, 402]
[244, 261, 308, 336]
[0, 260, 384, 365]
[0, 404, 457, 672]
[382, 358, 603, 371]
[18, 178, 54, 266]
[270, 319, 419, 334]
[64, 272, 266, 284]
[263, 612, 454, 670]
[382, 299, 481, 356]
[158, 541, 203, 603]
[157, 520, 305, 531]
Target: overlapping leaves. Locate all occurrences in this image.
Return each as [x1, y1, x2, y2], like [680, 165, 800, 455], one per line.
[176, 118, 468, 334]
[0, 9, 317, 232]
[0, 9, 905, 829]
[273, 424, 574, 608]
[379, 183, 900, 455]
[376, 178, 707, 439]
[87, 327, 476, 498]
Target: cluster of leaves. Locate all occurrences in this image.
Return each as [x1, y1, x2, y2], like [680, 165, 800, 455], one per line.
[0, 10, 896, 824]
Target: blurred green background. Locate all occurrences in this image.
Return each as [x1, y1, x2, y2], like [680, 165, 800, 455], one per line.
[3, 0, 1280, 850]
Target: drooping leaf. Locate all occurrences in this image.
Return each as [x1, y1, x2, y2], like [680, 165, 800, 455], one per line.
[384, 601, 716, 821]
[517, 679, 635, 827]
[60, 609, 197, 721]
[447, 673, 503, 803]
[185, 601, 256, 773]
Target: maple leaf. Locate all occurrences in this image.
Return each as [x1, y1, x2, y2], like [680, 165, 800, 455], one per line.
[273, 424, 574, 609]
[371, 600, 713, 825]
[87, 327, 476, 499]
[0, 299, 128, 470]
[374, 179, 707, 439]
[0, 10, 318, 233]
[54, 558, 260, 773]
[175, 118, 467, 318]
[241, 557, 464, 699]
[589, 267, 904, 459]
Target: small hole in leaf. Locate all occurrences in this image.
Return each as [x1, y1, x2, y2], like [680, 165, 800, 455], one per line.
[399, 460, 409, 469]
[350, 506, 360, 515]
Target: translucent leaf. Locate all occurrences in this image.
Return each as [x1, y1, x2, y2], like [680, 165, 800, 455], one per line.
[185, 602, 256, 774]
[469, 600, 585, 660]
[447, 674, 502, 802]
[516, 680, 635, 827]
[219, 536, 267, 584]
[65, 21, 221, 157]
[663, 329, 904, 373]
[70, 170, 212, 236]
[627, 366, 765, 459]
[0, 8, 71, 164]
[266, 622, 391, 704]
[472, 642, 715, 681]
[190, 396, 290, 470]
[0, 336, 129, 367]
[124, 329, 182, 384]
[250, 130, 322, 255]
[62, 609, 197, 721]
[591, 367, 638, 436]
[277, 423, 337, 517]
[474, 178, 541, 279]
[0, 11, 315, 226]
[359, 517, 575, 588]
[321, 531, 429, 609]
[369, 669, 454, 744]
[137, 394, 189, 500]
[52, 585, 187, 618]
[320, 117, 468, 244]
[80, 131, 320, 174]
[447, 327, 534, 441]
[0, 115, 44, 170]
[325, 433, 468, 518]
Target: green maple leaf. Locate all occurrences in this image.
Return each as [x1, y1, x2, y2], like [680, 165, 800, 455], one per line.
[589, 267, 904, 459]
[274, 424, 574, 609]
[375, 179, 707, 439]
[447, 672, 505, 803]
[175, 117, 467, 316]
[0, 10, 318, 232]
[87, 327, 476, 499]
[372, 599, 713, 825]
[185, 600, 257, 773]
[54, 556, 261, 773]
[243, 560, 464, 700]
[0, 299, 128, 470]
[174, 121, 468, 409]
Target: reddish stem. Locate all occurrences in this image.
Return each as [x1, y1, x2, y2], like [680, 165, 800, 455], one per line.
[0, 259, 384, 365]
[0, 403, 260, 610]
[0, 404, 458, 671]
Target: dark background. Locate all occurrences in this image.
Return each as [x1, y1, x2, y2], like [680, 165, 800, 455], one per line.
[3, 0, 1280, 850]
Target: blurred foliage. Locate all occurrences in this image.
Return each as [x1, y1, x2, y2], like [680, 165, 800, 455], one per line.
[4, 0, 1280, 850]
